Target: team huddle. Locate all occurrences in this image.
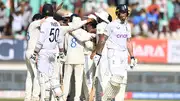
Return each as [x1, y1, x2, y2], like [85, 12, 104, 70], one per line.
[24, 3, 137, 101]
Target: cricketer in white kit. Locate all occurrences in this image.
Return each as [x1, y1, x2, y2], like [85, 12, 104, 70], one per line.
[31, 4, 66, 101]
[72, 16, 96, 101]
[90, 10, 112, 101]
[63, 15, 95, 101]
[24, 13, 43, 101]
[92, 4, 137, 101]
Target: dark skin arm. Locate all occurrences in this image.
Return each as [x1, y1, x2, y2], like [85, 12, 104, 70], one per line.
[127, 38, 134, 57]
[90, 34, 108, 59]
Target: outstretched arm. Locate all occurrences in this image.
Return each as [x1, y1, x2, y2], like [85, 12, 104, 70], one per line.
[71, 30, 96, 42]
[60, 18, 93, 35]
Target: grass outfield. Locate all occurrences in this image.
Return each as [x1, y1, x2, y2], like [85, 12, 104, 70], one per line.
[0, 99, 180, 101]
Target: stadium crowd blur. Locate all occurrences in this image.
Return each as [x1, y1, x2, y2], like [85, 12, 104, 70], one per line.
[0, 0, 179, 40]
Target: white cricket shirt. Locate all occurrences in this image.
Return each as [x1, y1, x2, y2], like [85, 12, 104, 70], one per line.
[65, 28, 86, 64]
[36, 17, 63, 53]
[26, 20, 41, 58]
[105, 19, 131, 51]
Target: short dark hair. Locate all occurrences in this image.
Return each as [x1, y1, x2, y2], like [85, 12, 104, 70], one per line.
[42, 4, 54, 17]
[53, 13, 64, 21]
[32, 13, 43, 21]
[89, 20, 97, 28]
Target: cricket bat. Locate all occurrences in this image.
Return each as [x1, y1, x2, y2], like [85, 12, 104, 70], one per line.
[89, 61, 100, 101]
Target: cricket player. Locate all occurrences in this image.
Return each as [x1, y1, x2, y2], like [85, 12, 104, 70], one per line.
[24, 13, 43, 101]
[90, 10, 112, 101]
[92, 4, 137, 101]
[63, 14, 96, 101]
[31, 4, 65, 101]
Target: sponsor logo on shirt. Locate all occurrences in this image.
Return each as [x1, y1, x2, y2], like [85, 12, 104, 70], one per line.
[116, 34, 128, 38]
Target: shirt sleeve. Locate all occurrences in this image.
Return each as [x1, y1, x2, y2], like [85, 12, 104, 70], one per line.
[71, 29, 96, 42]
[104, 23, 111, 36]
[57, 30, 64, 49]
[61, 20, 87, 34]
[96, 23, 106, 35]
[35, 22, 48, 52]
[28, 20, 41, 32]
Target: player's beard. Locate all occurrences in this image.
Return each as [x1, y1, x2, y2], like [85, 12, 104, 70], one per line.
[118, 14, 127, 24]
[119, 17, 126, 24]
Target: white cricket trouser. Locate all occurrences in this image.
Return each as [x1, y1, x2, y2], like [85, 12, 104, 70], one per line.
[63, 64, 84, 101]
[102, 49, 128, 101]
[37, 52, 63, 101]
[24, 55, 40, 101]
[39, 72, 63, 101]
[95, 48, 110, 101]
[99, 54, 111, 91]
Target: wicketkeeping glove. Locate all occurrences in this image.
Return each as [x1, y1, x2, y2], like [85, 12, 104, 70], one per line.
[30, 53, 37, 64]
[57, 52, 66, 63]
[130, 56, 137, 69]
[93, 53, 102, 67]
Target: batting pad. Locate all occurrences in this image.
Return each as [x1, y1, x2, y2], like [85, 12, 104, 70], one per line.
[102, 75, 123, 101]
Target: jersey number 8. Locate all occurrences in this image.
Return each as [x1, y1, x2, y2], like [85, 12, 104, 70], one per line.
[71, 38, 77, 48]
[49, 28, 59, 42]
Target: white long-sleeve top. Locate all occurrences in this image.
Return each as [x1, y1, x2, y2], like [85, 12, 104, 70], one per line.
[25, 20, 41, 58]
[65, 28, 95, 64]
[71, 29, 96, 51]
[35, 17, 63, 53]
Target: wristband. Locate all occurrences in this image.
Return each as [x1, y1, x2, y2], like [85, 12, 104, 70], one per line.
[130, 56, 135, 59]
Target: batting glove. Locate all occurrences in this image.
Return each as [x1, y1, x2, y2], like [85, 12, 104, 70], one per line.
[130, 56, 137, 69]
[93, 53, 102, 67]
[57, 52, 66, 63]
[30, 53, 37, 64]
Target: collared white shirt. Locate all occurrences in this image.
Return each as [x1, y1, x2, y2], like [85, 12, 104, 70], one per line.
[105, 19, 131, 51]
[65, 28, 88, 64]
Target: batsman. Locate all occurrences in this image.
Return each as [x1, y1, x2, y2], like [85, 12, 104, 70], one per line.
[92, 4, 137, 101]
